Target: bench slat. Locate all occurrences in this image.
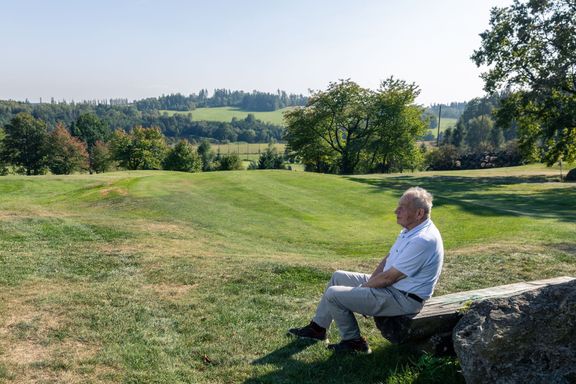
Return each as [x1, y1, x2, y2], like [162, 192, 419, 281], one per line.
[417, 276, 576, 318]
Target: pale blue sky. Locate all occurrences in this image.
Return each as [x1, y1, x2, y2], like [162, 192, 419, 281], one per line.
[0, 0, 512, 105]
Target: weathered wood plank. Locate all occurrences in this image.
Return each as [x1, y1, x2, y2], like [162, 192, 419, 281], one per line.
[417, 275, 576, 318]
[375, 276, 575, 346]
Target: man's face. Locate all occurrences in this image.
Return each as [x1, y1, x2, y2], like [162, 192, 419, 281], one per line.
[394, 195, 422, 230]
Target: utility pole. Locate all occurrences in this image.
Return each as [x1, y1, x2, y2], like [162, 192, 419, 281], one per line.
[436, 105, 442, 146]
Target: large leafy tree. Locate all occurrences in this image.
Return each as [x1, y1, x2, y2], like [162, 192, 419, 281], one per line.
[283, 108, 338, 173]
[472, 0, 576, 164]
[110, 127, 168, 170]
[284, 79, 426, 174]
[163, 140, 202, 172]
[91, 140, 113, 174]
[47, 123, 89, 174]
[1, 112, 49, 175]
[71, 113, 111, 171]
[365, 78, 427, 173]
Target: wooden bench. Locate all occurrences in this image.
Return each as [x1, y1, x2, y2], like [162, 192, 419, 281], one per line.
[374, 276, 575, 352]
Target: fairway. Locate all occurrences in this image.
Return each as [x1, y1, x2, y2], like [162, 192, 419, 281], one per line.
[162, 107, 293, 126]
[0, 164, 574, 383]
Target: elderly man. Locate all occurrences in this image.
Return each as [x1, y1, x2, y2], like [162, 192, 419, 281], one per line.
[288, 187, 444, 353]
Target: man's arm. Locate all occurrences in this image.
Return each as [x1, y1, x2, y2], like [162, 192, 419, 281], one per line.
[362, 267, 405, 288]
[369, 256, 388, 280]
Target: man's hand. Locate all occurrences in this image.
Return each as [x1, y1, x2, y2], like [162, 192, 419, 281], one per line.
[362, 267, 405, 288]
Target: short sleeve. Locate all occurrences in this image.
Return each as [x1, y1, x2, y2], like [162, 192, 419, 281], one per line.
[390, 238, 430, 278]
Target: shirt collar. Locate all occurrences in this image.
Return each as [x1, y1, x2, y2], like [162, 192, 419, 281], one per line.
[400, 218, 432, 237]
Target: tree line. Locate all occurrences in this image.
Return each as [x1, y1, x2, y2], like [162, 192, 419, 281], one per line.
[134, 89, 308, 112]
[424, 93, 525, 171]
[427, 0, 576, 172]
[0, 112, 288, 176]
[0, 100, 283, 144]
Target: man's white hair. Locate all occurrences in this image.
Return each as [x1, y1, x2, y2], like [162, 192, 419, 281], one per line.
[402, 187, 433, 217]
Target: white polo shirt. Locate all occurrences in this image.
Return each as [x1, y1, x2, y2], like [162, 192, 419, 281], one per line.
[383, 218, 444, 300]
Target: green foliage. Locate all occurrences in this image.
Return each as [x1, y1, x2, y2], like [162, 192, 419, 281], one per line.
[216, 153, 242, 171]
[47, 123, 89, 175]
[91, 140, 113, 173]
[284, 78, 426, 174]
[110, 127, 168, 170]
[197, 140, 215, 171]
[465, 115, 494, 151]
[284, 107, 339, 173]
[71, 113, 110, 151]
[0, 100, 286, 143]
[451, 121, 465, 148]
[425, 145, 461, 171]
[71, 113, 111, 173]
[472, 0, 576, 165]
[0, 128, 8, 175]
[0, 112, 49, 175]
[163, 140, 202, 172]
[254, 144, 286, 170]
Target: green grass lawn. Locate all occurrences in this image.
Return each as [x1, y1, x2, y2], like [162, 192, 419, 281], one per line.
[0, 164, 574, 383]
[162, 107, 293, 126]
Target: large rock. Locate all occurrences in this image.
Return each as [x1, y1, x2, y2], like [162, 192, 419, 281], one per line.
[453, 280, 576, 384]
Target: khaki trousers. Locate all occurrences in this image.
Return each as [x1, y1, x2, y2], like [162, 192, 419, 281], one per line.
[312, 270, 424, 340]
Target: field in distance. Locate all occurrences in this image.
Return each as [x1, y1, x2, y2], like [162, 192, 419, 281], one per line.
[161, 106, 293, 126]
[0, 163, 573, 383]
[164, 108, 458, 137]
[199, 142, 286, 163]
[425, 117, 458, 139]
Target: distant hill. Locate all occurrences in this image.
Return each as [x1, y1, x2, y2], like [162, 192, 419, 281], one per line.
[161, 107, 293, 126]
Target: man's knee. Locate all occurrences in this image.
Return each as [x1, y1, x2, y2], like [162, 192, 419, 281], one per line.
[325, 285, 353, 304]
[324, 286, 338, 303]
[329, 270, 348, 285]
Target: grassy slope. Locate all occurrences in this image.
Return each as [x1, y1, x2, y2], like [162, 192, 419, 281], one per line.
[162, 107, 292, 126]
[425, 117, 458, 139]
[0, 164, 574, 383]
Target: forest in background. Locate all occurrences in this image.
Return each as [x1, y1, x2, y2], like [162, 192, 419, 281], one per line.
[0, 89, 466, 145]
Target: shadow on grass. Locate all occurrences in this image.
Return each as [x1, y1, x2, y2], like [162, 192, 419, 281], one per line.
[346, 175, 576, 223]
[247, 339, 464, 384]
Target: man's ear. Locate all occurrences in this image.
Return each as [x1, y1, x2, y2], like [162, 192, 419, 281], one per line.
[417, 208, 425, 220]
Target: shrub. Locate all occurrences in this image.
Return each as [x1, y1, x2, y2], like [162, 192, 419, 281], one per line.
[425, 145, 461, 170]
[217, 153, 243, 171]
[255, 145, 285, 169]
[164, 140, 202, 172]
